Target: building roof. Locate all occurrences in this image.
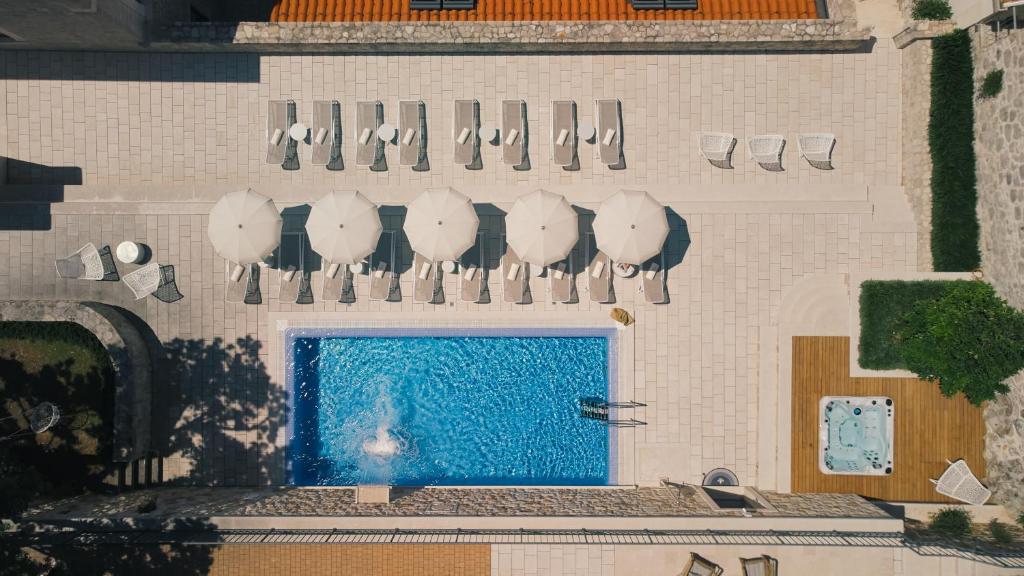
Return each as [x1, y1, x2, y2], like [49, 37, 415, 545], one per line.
[269, 0, 819, 22]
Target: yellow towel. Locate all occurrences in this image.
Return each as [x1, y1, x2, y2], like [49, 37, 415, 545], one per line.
[611, 308, 634, 326]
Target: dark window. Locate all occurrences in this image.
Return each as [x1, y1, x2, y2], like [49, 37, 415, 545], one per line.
[410, 0, 476, 9]
[631, 0, 698, 8]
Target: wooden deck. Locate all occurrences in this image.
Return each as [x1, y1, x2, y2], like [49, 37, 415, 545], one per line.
[791, 336, 986, 503]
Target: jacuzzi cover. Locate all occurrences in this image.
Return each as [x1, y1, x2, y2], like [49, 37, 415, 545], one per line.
[819, 396, 894, 475]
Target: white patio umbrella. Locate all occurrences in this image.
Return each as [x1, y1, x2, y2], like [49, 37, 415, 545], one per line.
[592, 189, 669, 265]
[403, 187, 479, 261]
[305, 190, 382, 265]
[505, 189, 578, 267]
[207, 188, 283, 264]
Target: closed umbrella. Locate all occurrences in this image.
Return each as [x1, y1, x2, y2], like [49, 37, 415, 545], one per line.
[207, 188, 282, 264]
[403, 187, 479, 261]
[592, 190, 669, 265]
[505, 189, 578, 267]
[305, 190, 382, 265]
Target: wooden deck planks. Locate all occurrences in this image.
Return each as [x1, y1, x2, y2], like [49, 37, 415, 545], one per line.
[791, 336, 986, 503]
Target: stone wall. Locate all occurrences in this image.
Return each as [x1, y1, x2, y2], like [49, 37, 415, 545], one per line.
[0, 300, 152, 462]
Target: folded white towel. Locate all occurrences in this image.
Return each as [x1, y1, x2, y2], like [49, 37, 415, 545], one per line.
[645, 262, 660, 280]
[556, 128, 569, 147]
[374, 261, 387, 278]
[591, 260, 605, 278]
[553, 262, 566, 280]
[602, 129, 616, 147]
[402, 128, 416, 146]
[314, 127, 328, 145]
[359, 128, 372, 145]
[418, 261, 432, 280]
[456, 127, 471, 145]
[506, 262, 520, 281]
[464, 266, 477, 281]
[229, 264, 245, 283]
[270, 128, 284, 146]
[505, 128, 519, 146]
[326, 262, 341, 279]
[282, 269, 297, 282]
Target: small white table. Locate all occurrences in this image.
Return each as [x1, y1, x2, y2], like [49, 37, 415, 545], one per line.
[612, 262, 637, 278]
[441, 260, 458, 274]
[377, 123, 397, 143]
[531, 264, 545, 278]
[347, 262, 366, 275]
[289, 122, 309, 142]
[578, 122, 596, 142]
[479, 125, 498, 144]
[116, 241, 144, 264]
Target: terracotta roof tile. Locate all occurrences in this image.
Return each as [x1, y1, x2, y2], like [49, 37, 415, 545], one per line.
[269, 0, 819, 22]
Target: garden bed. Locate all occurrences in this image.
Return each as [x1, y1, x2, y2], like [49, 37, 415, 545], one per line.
[858, 280, 962, 370]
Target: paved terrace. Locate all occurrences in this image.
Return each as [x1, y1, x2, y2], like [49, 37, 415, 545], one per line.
[0, 46, 915, 489]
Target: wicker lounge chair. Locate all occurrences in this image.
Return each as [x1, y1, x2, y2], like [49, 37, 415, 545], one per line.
[122, 262, 161, 299]
[453, 99, 480, 167]
[931, 459, 991, 505]
[641, 253, 667, 304]
[699, 132, 737, 169]
[551, 100, 577, 168]
[460, 234, 488, 303]
[586, 234, 614, 304]
[501, 237, 530, 304]
[680, 553, 723, 576]
[369, 231, 399, 302]
[55, 243, 108, 280]
[356, 100, 385, 168]
[311, 100, 339, 166]
[153, 265, 184, 303]
[502, 99, 527, 167]
[413, 253, 443, 304]
[596, 98, 623, 167]
[748, 134, 786, 171]
[797, 133, 836, 170]
[266, 100, 292, 165]
[740, 555, 778, 576]
[549, 259, 575, 303]
[399, 100, 427, 168]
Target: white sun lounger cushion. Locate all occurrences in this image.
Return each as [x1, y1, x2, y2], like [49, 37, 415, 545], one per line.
[270, 128, 284, 146]
[282, 269, 297, 282]
[359, 128, 373, 145]
[314, 127, 328, 145]
[374, 261, 387, 278]
[326, 262, 341, 279]
[591, 260, 605, 278]
[505, 128, 519, 146]
[556, 128, 569, 147]
[553, 262, 566, 280]
[402, 129, 417, 146]
[464, 266, 477, 281]
[506, 262, 520, 281]
[602, 129, 616, 147]
[418, 262, 432, 280]
[456, 127, 471, 145]
[229, 264, 245, 283]
[645, 262, 660, 280]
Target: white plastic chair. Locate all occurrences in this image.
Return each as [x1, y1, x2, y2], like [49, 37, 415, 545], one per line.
[748, 135, 786, 171]
[122, 263, 162, 299]
[55, 243, 106, 280]
[930, 459, 991, 505]
[698, 132, 737, 169]
[797, 133, 836, 170]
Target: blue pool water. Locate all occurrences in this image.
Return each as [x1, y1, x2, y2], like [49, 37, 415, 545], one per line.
[287, 329, 614, 486]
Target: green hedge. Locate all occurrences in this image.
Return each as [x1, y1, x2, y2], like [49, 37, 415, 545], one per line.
[858, 280, 953, 369]
[929, 29, 981, 272]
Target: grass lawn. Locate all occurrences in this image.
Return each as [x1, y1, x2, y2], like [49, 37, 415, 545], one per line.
[0, 321, 115, 503]
[858, 280, 965, 369]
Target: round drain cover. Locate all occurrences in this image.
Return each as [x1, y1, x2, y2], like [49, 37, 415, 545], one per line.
[703, 468, 739, 486]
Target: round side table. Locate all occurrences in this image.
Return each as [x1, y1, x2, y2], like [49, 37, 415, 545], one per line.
[612, 262, 637, 278]
[116, 241, 145, 264]
[377, 123, 397, 143]
[289, 122, 309, 142]
[441, 260, 458, 274]
[578, 122, 597, 142]
[479, 125, 498, 144]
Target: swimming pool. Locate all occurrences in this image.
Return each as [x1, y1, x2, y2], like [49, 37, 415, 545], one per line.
[286, 328, 616, 486]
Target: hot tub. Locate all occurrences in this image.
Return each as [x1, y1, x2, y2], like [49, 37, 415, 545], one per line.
[819, 396, 894, 475]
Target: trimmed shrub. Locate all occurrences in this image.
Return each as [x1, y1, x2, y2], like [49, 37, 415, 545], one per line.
[897, 282, 1024, 405]
[912, 0, 953, 19]
[859, 280, 952, 369]
[930, 507, 973, 537]
[929, 29, 981, 271]
[980, 69, 1004, 99]
[989, 519, 1014, 544]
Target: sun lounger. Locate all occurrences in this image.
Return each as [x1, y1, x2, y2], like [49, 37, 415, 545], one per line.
[931, 459, 991, 505]
[322, 261, 356, 303]
[369, 231, 399, 302]
[681, 553, 723, 576]
[798, 132, 836, 170]
[311, 100, 339, 166]
[356, 100, 385, 167]
[453, 99, 479, 166]
[226, 263, 261, 304]
[55, 242, 108, 280]
[587, 235, 614, 304]
[549, 259, 575, 303]
[501, 238, 529, 304]
[596, 98, 623, 167]
[266, 100, 292, 165]
[460, 234, 488, 303]
[699, 132, 737, 169]
[551, 100, 577, 167]
[399, 100, 427, 167]
[502, 99, 527, 167]
[413, 252, 443, 304]
[748, 134, 786, 171]
[640, 253, 667, 304]
[740, 555, 778, 576]
[122, 262, 161, 299]
[278, 233, 313, 304]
